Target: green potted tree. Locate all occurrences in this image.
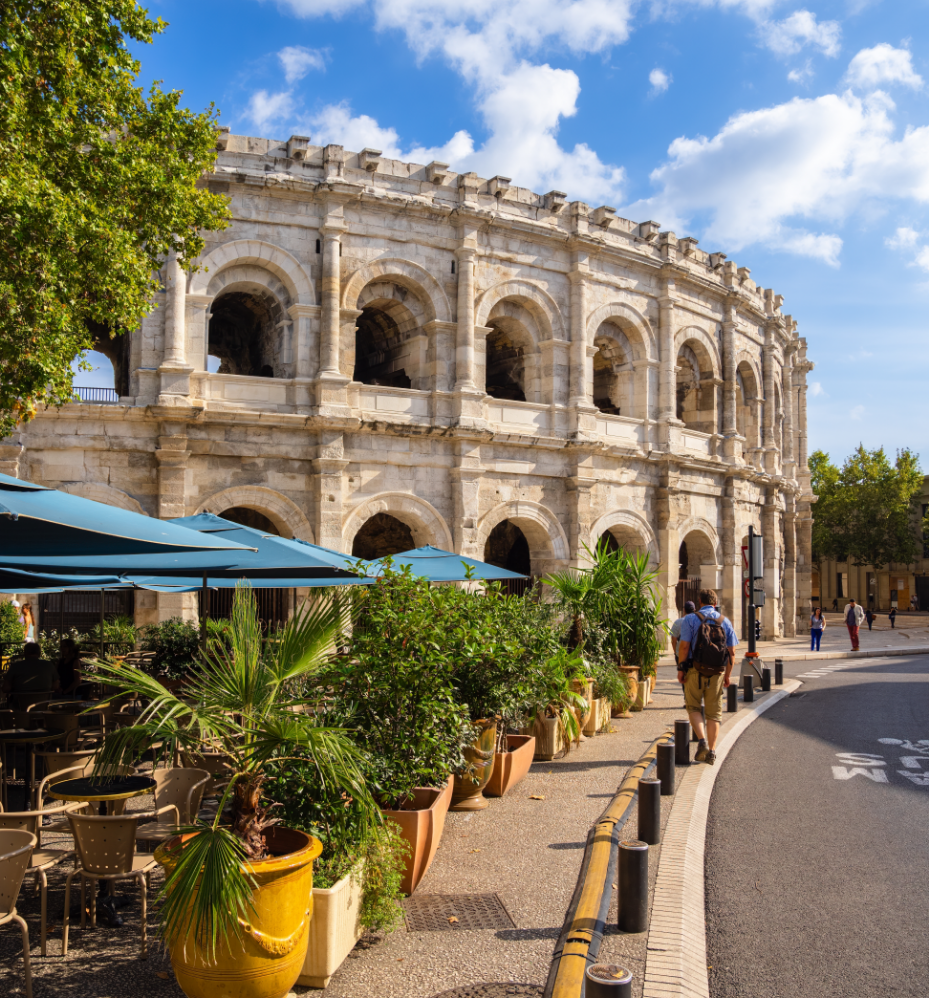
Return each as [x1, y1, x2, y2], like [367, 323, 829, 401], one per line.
[520, 648, 588, 761]
[321, 569, 471, 894]
[94, 585, 375, 998]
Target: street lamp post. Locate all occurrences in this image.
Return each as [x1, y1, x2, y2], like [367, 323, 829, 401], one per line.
[741, 524, 765, 689]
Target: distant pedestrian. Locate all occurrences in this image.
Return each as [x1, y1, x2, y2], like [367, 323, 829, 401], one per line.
[845, 599, 864, 651]
[19, 601, 35, 643]
[677, 588, 738, 767]
[889, 607, 897, 628]
[911, 595, 919, 611]
[670, 600, 696, 658]
[865, 608, 874, 631]
[832, 598, 839, 612]
[810, 607, 826, 651]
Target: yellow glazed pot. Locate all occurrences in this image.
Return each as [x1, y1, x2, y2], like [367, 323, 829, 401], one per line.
[156, 827, 322, 998]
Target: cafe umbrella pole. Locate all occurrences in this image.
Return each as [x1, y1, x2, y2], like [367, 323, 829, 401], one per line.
[200, 573, 208, 653]
[99, 588, 105, 659]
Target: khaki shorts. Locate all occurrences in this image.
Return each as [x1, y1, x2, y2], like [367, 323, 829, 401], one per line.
[683, 668, 725, 722]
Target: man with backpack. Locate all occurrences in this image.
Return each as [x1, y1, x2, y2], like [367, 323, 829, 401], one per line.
[676, 588, 739, 765]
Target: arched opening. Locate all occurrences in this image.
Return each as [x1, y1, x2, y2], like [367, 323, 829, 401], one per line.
[218, 507, 281, 536]
[208, 287, 285, 377]
[677, 530, 715, 611]
[599, 525, 649, 559]
[485, 325, 526, 402]
[592, 325, 635, 417]
[484, 519, 532, 595]
[200, 505, 289, 630]
[676, 341, 717, 433]
[353, 302, 417, 389]
[351, 513, 415, 560]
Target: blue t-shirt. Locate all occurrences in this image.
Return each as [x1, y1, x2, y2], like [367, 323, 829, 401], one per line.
[679, 606, 739, 652]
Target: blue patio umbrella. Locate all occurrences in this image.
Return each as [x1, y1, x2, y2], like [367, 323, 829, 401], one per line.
[366, 545, 527, 583]
[0, 473, 255, 572]
[0, 567, 125, 594]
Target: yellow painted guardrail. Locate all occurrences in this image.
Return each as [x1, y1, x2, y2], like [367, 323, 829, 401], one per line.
[546, 728, 674, 998]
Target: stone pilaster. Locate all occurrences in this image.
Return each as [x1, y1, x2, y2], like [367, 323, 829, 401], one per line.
[449, 438, 485, 558]
[720, 297, 741, 462]
[761, 491, 781, 638]
[565, 473, 597, 567]
[154, 429, 195, 620]
[719, 482, 740, 626]
[781, 340, 797, 480]
[312, 432, 348, 552]
[783, 494, 797, 636]
[761, 322, 778, 474]
[158, 250, 193, 402]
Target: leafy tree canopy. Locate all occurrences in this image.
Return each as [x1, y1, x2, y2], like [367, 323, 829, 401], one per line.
[0, 1, 229, 436]
[810, 446, 926, 569]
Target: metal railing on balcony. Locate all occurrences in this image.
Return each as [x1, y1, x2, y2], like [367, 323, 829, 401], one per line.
[72, 386, 119, 403]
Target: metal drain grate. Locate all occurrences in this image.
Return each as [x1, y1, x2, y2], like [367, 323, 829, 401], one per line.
[429, 985, 543, 998]
[403, 893, 515, 932]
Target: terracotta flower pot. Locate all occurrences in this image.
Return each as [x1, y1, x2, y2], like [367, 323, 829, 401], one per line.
[485, 734, 535, 797]
[380, 777, 453, 895]
[297, 864, 364, 989]
[451, 719, 497, 812]
[582, 698, 604, 736]
[155, 826, 322, 998]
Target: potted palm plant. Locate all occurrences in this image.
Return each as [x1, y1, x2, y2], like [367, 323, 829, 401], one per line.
[520, 648, 588, 760]
[94, 584, 375, 998]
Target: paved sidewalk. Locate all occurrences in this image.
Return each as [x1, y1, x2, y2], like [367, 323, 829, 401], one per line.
[319, 685, 690, 998]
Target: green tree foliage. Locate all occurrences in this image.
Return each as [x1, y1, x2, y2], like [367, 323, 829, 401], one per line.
[0, 1, 229, 434]
[810, 446, 926, 569]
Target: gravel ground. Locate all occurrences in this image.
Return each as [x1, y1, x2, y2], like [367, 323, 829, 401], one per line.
[0, 675, 688, 998]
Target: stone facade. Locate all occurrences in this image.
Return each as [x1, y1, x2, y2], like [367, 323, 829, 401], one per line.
[4, 133, 816, 638]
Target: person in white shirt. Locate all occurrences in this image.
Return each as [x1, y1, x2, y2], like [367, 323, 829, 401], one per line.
[844, 599, 865, 651]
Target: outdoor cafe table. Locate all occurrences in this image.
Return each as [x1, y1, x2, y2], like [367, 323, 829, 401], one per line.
[0, 728, 66, 810]
[47, 774, 157, 813]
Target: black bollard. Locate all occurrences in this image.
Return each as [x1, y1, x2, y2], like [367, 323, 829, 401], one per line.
[727, 683, 738, 713]
[637, 777, 661, 845]
[657, 741, 675, 796]
[774, 658, 784, 685]
[618, 840, 649, 933]
[761, 667, 771, 692]
[691, 705, 705, 741]
[743, 673, 754, 703]
[674, 719, 691, 765]
[586, 964, 633, 998]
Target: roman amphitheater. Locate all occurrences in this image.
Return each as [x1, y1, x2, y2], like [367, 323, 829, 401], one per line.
[1, 132, 815, 639]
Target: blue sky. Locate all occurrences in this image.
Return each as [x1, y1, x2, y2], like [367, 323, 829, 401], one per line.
[79, 0, 929, 467]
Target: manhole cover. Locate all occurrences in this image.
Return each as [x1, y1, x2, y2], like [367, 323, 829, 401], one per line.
[403, 893, 515, 932]
[429, 985, 544, 998]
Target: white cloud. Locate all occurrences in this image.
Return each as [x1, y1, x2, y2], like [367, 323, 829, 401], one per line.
[916, 246, 929, 274]
[809, 381, 827, 396]
[846, 43, 923, 91]
[278, 45, 327, 83]
[246, 89, 297, 132]
[309, 102, 404, 156]
[885, 226, 920, 250]
[649, 68, 672, 94]
[850, 404, 865, 420]
[761, 10, 841, 58]
[788, 60, 814, 84]
[627, 89, 929, 264]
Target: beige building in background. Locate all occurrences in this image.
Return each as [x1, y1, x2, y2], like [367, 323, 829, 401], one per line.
[0, 133, 816, 639]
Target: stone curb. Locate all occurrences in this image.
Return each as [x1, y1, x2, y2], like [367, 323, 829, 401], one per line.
[642, 680, 802, 998]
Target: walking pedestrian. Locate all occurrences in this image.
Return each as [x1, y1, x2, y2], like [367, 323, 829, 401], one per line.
[670, 600, 696, 658]
[865, 608, 874, 631]
[810, 607, 826, 651]
[676, 588, 738, 766]
[844, 598, 864, 651]
[889, 606, 897, 628]
[832, 598, 839, 612]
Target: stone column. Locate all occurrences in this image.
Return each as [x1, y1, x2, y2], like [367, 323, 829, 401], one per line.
[654, 470, 681, 642]
[450, 438, 485, 557]
[719, 483, 740, 627]
[161, 250, 187, 369]
[567, 270, 590, 408]
[720, 299, 740, 461]
[761, 492, 781, 637]
[782, 344, 796, 480]
[796, 338, 813, 477]
[657, 274, 677, 451]
[565, 475, 596, 567]
[319, 225, 345, 378]
[185, 294, 213, 374]
[454, 246, 477, 392]
[154, 430, 195, 621]
[312, 432, 348, 552]
[289, 303, 321, 414]
[796, 501, 814, 612]
[762, 324, 777, 474]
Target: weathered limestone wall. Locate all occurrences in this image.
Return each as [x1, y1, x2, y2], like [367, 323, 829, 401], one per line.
[6, 134, 815, 641]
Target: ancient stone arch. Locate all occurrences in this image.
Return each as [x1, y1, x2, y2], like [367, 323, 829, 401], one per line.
[586, 301, 656, 361]
[589, 509, 658, 563]
[342, 492, 453, 553]
[196, 486, 313, 541]
[341, 258, 452, 324]
[674, 324, 721, 378]
[58, 482, 145, 515]
[190, 239, 316, 305]
[475, 500, 570, 574]
[475, 279, 567, 342]
[676, 516, 720, 565]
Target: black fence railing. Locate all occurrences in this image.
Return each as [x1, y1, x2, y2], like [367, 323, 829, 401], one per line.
[73, 386, 119, 403]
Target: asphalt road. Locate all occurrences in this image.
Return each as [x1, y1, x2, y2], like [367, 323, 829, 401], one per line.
[706, 654, 929, 998]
